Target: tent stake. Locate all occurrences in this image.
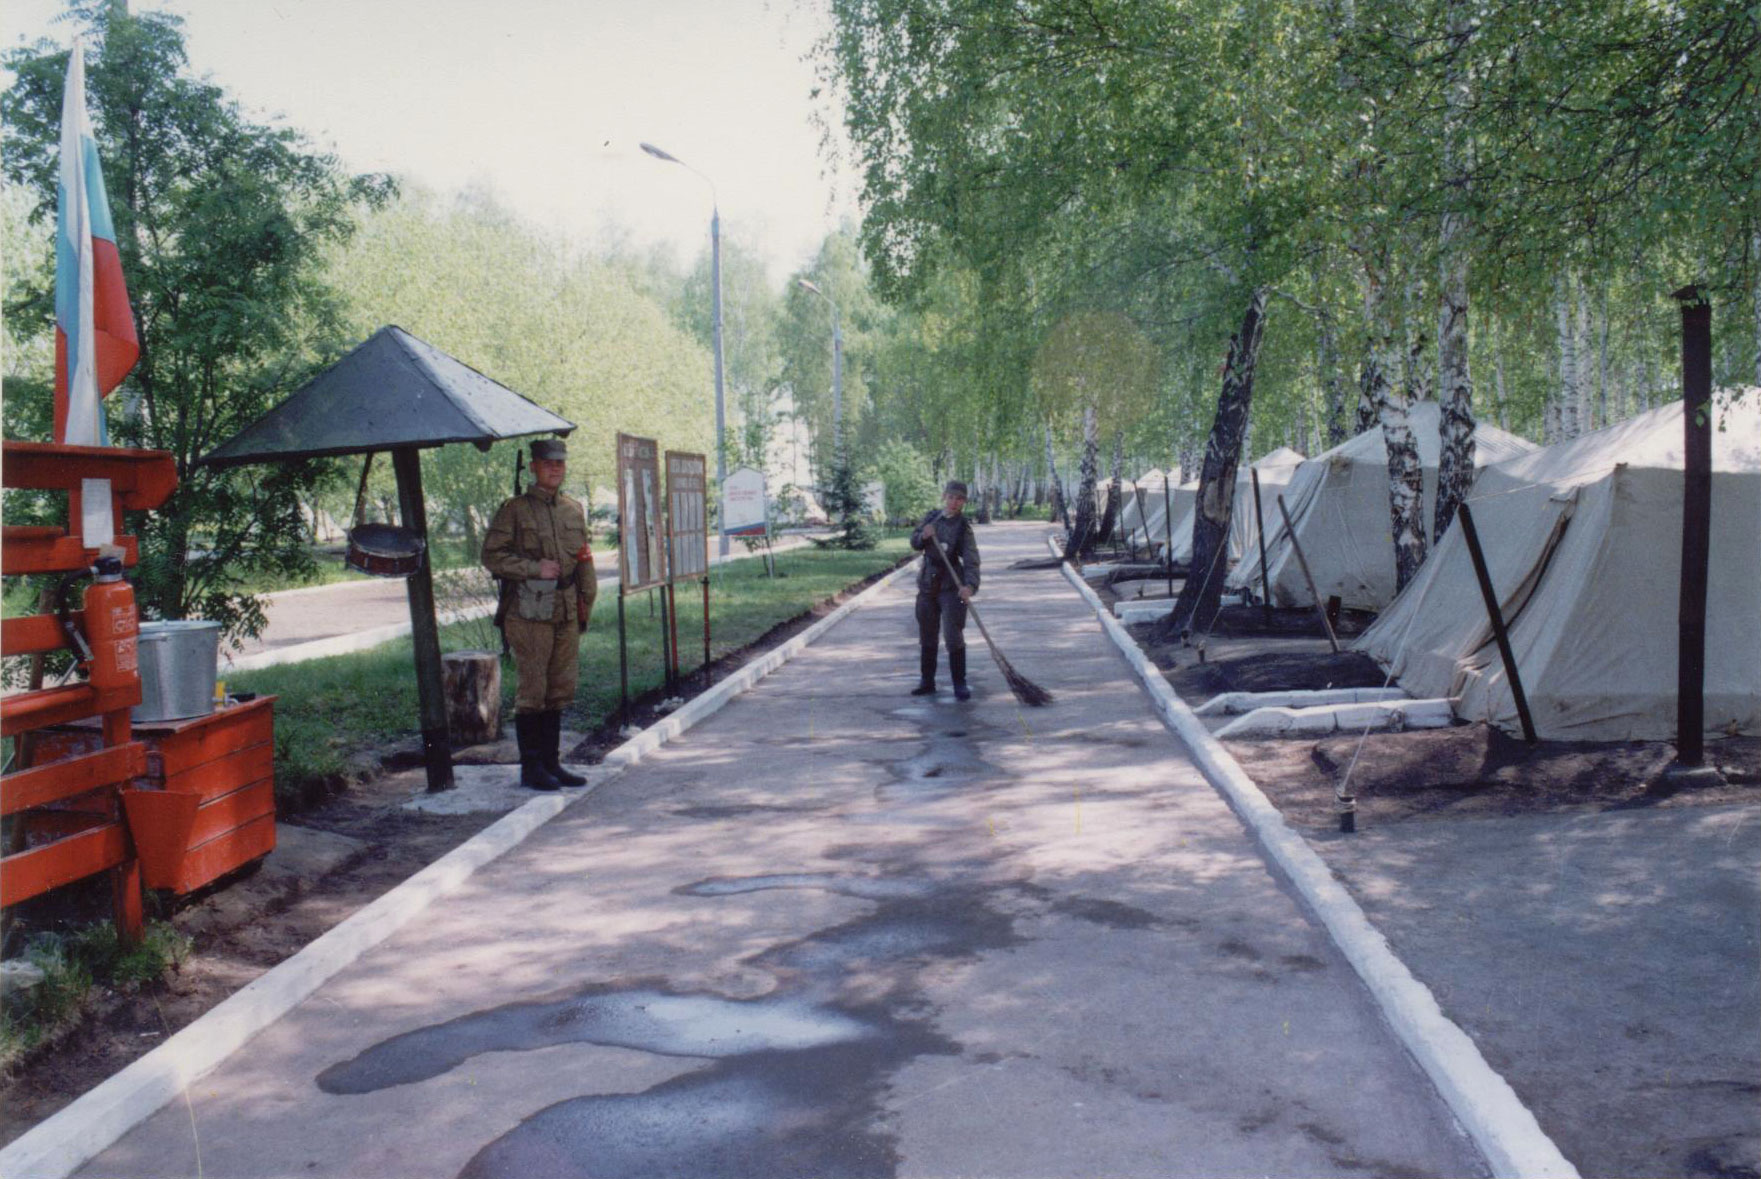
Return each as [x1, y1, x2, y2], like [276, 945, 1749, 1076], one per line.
[1457, 501, 1538, 744]
[1275, 495, 1340, 653]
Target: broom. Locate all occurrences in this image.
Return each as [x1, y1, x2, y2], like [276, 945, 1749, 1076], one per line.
[924, 532, 1054, 707]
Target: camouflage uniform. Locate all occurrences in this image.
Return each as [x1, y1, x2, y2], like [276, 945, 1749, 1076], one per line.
[482, 437, 597, 789]
[483, 486, 596, 712]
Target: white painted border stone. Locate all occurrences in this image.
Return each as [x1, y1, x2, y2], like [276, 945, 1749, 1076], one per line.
[0, 560, 916, 1179]
[1049, 536, 1577, 1179]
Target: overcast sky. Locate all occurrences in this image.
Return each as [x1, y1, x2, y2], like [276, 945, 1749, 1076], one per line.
[3, 0, 860, 283]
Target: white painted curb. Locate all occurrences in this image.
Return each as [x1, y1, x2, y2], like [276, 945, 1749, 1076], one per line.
[0, 559, 916, 1179]
[1052, 543, 1578, 1179]
[1193, 687, 1410, 716]
[1213, 697, 1454, 739]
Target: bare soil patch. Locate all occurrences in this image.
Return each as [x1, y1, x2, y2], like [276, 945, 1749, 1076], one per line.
[1082, 559, 1761, 828]
[0, 557, 907, 1147]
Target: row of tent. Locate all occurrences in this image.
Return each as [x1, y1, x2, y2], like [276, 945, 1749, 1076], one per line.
[1113, 394, 1760, 742]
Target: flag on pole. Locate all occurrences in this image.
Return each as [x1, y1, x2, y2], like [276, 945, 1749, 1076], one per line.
[55, 37, 138, 446]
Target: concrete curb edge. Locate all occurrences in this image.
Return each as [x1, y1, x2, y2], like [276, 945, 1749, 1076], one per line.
[0, 559, 916, 1179]
[1051, 541, 1578, 1179]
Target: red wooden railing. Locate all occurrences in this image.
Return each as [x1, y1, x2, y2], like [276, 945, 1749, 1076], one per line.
[2, 439, 178, 942]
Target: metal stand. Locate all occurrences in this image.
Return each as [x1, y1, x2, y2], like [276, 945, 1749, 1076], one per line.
[616, 585, 630, 732]
[701, 577, 712, 682]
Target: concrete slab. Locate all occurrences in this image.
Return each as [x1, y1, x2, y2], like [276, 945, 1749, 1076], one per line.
[68, 523, 1485, 1179]
[400, 765, 622, 816]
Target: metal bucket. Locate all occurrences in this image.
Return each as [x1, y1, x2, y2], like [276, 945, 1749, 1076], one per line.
[134, 620, 222, 722]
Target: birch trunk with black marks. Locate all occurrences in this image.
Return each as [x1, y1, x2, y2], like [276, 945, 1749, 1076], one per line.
[1045, 422, 1070, 530]
[1491, 319, 1511, 430]
[1433, 0, 1476, 545]
[1555, 276, 1582, 439]
[974, 458, 991, 523]
[1063, 403, 1101, 562]
[1596, 292, 1610, 429]
[1355, 340, 1378, 435]
[1097, 430, 1124, 543]
[1366, 270, 1428, 593]
[1320, 319, 1348, 446]
[1154, 289, 1269, 640]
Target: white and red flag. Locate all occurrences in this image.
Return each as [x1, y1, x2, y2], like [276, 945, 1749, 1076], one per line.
[55, 38, 138, 446]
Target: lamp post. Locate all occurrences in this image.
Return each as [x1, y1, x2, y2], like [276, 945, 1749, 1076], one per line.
[795, 278, 843, 456]
[642, 141, 728, 555]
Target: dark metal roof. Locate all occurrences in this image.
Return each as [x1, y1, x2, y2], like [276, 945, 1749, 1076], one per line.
[201, 325, 574, 468]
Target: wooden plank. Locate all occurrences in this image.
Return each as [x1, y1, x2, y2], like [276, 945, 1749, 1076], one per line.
[163, 742, 274, 803]
[2, 530, 139, 575]
[1, 612, 84, 656]
[0, 823, 129, 908]
[185, 778, 276, 848]
[169, 813, 276, 895]
[1, 683, 140, 738]
[150, 699, 276, 777]
[1, 742, 146, 816]
[1, 441, 178, 510]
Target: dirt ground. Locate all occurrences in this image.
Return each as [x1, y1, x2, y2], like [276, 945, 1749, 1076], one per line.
[1093, 570, 1761, 829]
[0, 558, 907, 1147]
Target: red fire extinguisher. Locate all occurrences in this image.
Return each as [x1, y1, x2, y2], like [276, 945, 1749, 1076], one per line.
[57, 556, 139, 691]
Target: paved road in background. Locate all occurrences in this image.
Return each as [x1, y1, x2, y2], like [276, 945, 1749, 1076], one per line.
[230, 535, 816, 658]
[81, 521, 1485, 1178]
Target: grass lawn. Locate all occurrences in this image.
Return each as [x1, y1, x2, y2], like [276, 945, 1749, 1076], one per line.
[231, 536, 912, 804]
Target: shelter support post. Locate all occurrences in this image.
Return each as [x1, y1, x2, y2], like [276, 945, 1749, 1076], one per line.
[1161, 477, 1174, 600]
[667, 582, 682, 696]
[392, 446, 454, 792]
[1457, 502, 1538, 744]
[1275, 495, 1340, 653]
[1672, 286, 1712, 768]
[701, 577, 711, 681]
[1251, 469, 1272, 622]
[658, 583, 674, 700]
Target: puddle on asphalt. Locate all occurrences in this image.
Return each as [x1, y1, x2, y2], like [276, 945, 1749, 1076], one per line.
[679, 873, 934, 901]
[316, 990, 876, 1094]
[322, 871, 1029, 1179]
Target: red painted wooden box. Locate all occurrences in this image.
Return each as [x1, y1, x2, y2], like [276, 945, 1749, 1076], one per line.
[35, 697, 278, 894]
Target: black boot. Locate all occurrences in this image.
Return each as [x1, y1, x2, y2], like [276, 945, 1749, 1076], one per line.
[911, 646, 937, 695]
[542, 710, 588, 786]
[515, 713, 561, 791]
[951, 647, 971, 701]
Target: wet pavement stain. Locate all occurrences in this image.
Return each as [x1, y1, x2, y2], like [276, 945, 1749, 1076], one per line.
[321, 870, 1033, 1179]
[1050, 896, 1163, 929]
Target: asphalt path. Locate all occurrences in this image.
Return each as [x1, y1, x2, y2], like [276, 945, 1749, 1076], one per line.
[82, 522, 1485, 1178]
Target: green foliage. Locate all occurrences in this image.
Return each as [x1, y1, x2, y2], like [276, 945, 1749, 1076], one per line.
[2, 5, 391, 641]
[813, 449, 880, 550]
[869, 439, 937, 524]
[1, 920, 189, 1066]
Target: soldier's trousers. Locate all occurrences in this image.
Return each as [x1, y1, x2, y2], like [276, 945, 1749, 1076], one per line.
[915, 588, 968, 655]
[505, 615, 579, 714]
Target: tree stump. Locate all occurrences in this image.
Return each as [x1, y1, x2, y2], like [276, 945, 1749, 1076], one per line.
[442, 650, 501, 746]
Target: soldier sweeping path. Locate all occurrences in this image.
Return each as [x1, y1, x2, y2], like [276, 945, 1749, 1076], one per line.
[910, 481, 981, 700]
[482, 438, 598, 790]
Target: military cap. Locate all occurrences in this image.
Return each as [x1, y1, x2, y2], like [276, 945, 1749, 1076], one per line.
[943, 480, 969, 497]
[531, 438, 568, 462]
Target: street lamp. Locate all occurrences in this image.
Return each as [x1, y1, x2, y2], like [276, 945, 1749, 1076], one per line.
[795, 278, 843, 456]
[642, 140, 728, 556]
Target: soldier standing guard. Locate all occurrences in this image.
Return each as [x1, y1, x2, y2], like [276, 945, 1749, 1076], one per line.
[910, 480, 981, 700]
[483, 438, 598, 790]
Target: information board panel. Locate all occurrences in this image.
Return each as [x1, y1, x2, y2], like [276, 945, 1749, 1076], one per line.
[722, 466, 768, 537]
[665, 450, 709, 580]
[616, 432, 666, 591]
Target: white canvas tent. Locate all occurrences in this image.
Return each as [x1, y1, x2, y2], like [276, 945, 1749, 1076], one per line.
[1119, 471, 1194, 555]
[1167, 446, 1308, 568]
[1356, 394, 1761, 741]
[1227, 403, 1536, 610]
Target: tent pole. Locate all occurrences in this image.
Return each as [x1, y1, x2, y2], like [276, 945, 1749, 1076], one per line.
[1251, 468, 1272, 622]
[1275, 495, 1340, 653]
[1457, 502, 1538, 744]
[392, 446, 454, 791]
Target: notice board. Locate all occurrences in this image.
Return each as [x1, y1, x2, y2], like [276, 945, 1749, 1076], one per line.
[665, 450, 709, 580]
[722, 466, 768, 537]
[617, 432, 666, 591]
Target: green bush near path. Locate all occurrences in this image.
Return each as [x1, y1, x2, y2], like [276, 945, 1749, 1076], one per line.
[231, 537, 913, 806]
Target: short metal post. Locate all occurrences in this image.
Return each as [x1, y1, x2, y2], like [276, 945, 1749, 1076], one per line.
[1161, 476, 1174, 599]
[702, 576, 712, 680]
[617, 586, 629, 730]
[1275, 495, 1340, 653]
[1457, 502, 1538, 744]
